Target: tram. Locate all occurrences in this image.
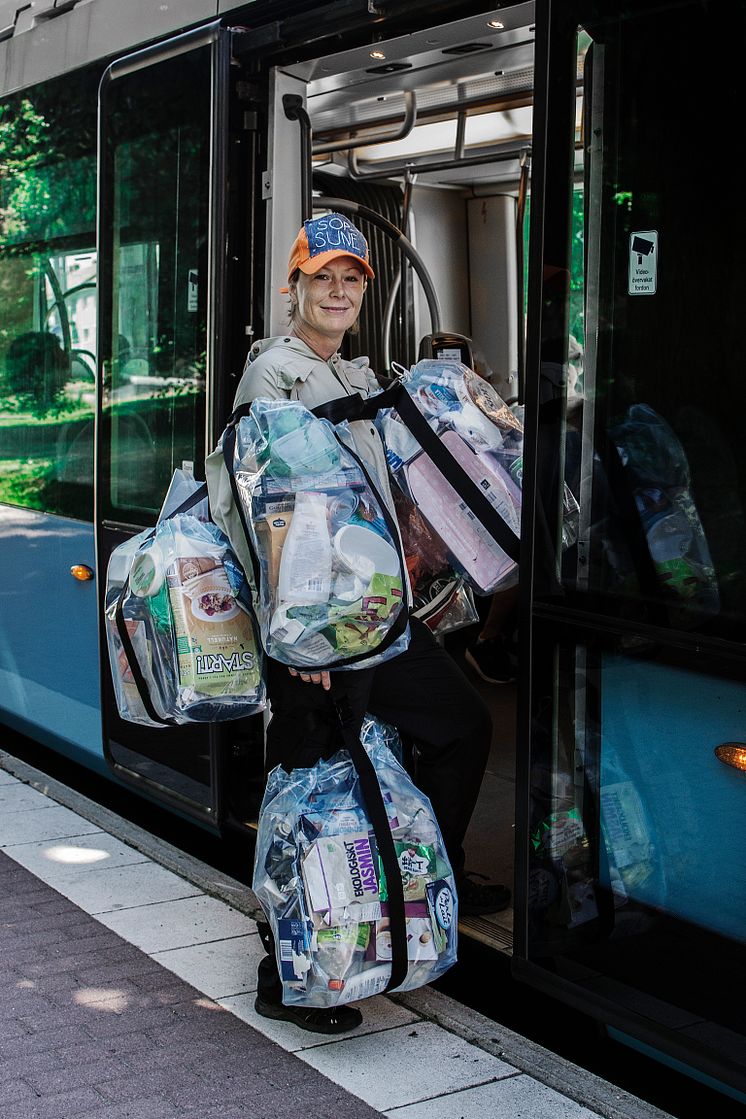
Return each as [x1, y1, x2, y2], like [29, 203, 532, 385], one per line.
[0, 0, 744, 1104]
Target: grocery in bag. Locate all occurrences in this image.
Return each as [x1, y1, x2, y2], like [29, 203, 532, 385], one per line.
[105, 471, 265, 727]
[252, 716, 458, 1008]
[380, 359, 523, 594]
[393, 486, 478, 635]
[222, 398, 409, 669]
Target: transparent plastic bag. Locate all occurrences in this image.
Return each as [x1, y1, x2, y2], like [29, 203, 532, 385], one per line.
[229, 398, 409, 669]
[381, 360, 522, 595]
[360, 712, 403, 764]
[391, 486, 476, 634]
[428, 580, 479, 636]
[609, 403, 719, 615]
[252, 724, 458, 1008]
[381, 360, 582, 590]
[105, 474, 265, 727]
[507, 452, 580, 551]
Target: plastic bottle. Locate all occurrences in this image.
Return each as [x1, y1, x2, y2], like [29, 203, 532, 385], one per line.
[646, 508, 692, 563]
[331, 963, 392, 1001]
[277, 491, 332, 605]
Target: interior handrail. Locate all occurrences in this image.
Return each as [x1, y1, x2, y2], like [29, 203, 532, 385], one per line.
[347, 140, 531, 181]
[313, 90, 416, 155]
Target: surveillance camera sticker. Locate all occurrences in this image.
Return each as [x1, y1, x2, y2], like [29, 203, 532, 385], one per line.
[628, 231, 658, 295]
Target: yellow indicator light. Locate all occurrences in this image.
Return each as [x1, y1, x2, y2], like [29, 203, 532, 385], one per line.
[70, 564, 94, 581]
[714, 743, 746, 773]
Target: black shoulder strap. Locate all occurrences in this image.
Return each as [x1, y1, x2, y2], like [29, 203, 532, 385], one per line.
[333, 695, 408, 994]
[312, 384, 399, 425]
[312, 385, 521, 563]
[163, 481, 210, 520]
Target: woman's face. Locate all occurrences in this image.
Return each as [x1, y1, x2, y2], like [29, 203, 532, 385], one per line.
[291, 257, 367, 344]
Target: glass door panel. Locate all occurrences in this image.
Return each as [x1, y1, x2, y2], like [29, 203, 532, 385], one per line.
[100, 47, 210, 522]
[96, 29, 225, 817]
[519, 0, 746, 1098]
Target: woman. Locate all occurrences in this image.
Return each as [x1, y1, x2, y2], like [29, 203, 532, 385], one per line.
[207, 213, 510, 1035]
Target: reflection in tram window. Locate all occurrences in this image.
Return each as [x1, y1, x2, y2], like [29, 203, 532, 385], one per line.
[0, 72, 98, 521]
[100, 51, 210, 520]
[547, 19, 746, 641]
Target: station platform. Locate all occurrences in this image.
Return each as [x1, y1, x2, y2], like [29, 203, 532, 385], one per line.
[0, 748, 675, 1119]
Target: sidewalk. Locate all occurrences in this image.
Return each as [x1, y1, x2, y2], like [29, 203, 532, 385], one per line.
[0, 749, 675, 1119]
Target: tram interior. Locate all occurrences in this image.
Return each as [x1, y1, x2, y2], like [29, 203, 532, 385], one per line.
[260, 2, 542, 950]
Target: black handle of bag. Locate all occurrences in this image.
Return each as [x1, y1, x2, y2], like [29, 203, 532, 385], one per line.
[333, 695, 409, 993]
[222, 403, 409, 672]
[113, 481, 211, 728]
[164, 480, 210, 519]
[313, 384, 522, 563]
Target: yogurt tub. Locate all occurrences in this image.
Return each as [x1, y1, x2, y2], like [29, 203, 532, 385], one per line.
[333, 524, 399, 578]
[129, 542, 164, 597]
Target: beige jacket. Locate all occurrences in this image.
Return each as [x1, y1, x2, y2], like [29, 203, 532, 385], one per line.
[205, 335, 402, 593]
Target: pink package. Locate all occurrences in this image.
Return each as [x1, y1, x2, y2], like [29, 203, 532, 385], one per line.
[405, 430, 520, 593]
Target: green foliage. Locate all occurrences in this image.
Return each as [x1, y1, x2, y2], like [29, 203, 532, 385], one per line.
[0, 456, 53, 510]
[0, 97, 95, 247]
[569, 187, 585, 345]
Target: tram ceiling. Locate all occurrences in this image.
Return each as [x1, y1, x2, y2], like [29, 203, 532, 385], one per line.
[289, 4, 536, 188]
[307, 46, 534, 130]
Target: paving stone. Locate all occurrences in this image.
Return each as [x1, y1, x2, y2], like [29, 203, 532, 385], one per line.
[2, 1077, 36, 1104]
[16, 1085, 105, 1119]
[67, 1098, 180, 1119]
[23, 1056, 128, 1096]
[0, 1024, 94, 1062]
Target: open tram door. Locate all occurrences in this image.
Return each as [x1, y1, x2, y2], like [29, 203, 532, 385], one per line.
[95, 22, 264, 832]
[249, 5, 536, 956]
[516, 0, 746, 1102]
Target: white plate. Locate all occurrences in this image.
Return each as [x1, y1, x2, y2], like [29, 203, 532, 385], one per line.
[191, 594, 240, 622]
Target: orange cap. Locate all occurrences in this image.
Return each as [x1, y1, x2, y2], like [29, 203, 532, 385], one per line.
[285, 213, 375, 286]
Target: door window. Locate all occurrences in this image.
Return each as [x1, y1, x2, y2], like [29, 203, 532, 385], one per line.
[523, 2, 746, 1091]
[551, 9, 746, 641]
[99, 48, 209, 523]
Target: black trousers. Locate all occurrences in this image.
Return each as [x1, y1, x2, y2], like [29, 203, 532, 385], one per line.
[257, 616, 493, 1003]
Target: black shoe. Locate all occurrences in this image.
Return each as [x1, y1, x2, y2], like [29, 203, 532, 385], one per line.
[464, 638, 517, 684]
[254, 995, 363, 1035]
[457, 872, 511, 916]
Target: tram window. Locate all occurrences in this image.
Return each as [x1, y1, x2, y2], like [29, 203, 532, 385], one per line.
[100, 49, 209, 522]
[0, 72, 98, 521]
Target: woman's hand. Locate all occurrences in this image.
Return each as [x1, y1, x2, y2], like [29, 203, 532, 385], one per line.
[288, 667, 331, 691]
